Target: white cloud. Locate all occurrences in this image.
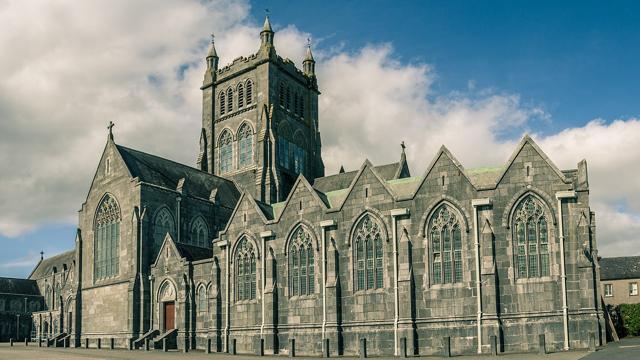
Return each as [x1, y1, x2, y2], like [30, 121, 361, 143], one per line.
[0, 0, 637, 258]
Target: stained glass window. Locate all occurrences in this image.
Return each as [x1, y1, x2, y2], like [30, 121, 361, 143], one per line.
[513, 195, 550, 278]
[429, 205, 463, 285]
[235, 237, 256, 301]
[94, 194, 121, 281]
[353, 214, 384, 291]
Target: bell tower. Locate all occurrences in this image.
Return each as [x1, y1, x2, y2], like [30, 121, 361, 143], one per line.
[198, 16, 324, 203]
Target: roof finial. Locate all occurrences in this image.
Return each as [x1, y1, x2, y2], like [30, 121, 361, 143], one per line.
[210, 32, 215, 44]
[339, 165, 345, 174]
[262, 9, 273, 32]
[307, 37, 311, 48]
[401, 141, 406, 153]
[304, 37, 315, 62]
[107, 121, 115, 141]
[40, 251, 44, 260]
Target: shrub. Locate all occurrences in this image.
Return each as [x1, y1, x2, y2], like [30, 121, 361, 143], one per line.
[619, 303, 640, 336]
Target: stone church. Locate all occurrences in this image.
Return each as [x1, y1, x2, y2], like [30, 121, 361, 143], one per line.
[1, 16, 606, 356]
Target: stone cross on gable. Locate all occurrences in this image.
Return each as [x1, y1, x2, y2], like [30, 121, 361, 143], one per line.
[108, 121, 115, 140]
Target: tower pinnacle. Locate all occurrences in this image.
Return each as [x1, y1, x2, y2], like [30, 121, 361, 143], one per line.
[260, 12, 274, 48]
[303, 38, 316, 76]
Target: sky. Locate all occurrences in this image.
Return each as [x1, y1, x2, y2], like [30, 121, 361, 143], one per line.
[1, 0, 639, 278]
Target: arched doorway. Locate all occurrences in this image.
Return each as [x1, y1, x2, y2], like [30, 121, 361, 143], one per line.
[158, 280, 177, 332]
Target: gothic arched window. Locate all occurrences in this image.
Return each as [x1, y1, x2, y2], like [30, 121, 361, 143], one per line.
[292, 131, 306, 173]
[94, 194, 121, 281]
[353, 214, 384, 291]
[45, 286, 52, 310]
[513, 195, 550, 278]
[288, 226, 315, 297]
[190, 217, 208, 247]
[293, 93, 299, 115]
[197, 285, 207, 313]
[237, 83, 244, 108]
[238, 123, 253, 168]
[153, 207, 175, 255]
[246, 80, 253, 104]
[226, 88, 233, 113]
[235, 237, 256, 301]
[219, 91, 226, 115]
[429, 205, 462, 284]
[277, 123, 291, 169]
[219, 130, 233, 173]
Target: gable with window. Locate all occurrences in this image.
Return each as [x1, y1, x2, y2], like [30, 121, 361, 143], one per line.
[512, 195, 550, 278]
[288, 225, 315, 297]
[94, 193, 121, 281]
[352, 214, 385, 291]
[428, 204, 463, 285]
[235, 237, 256, 301]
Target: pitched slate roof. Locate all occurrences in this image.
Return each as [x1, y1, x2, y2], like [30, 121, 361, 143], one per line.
[312, 162, 404, 193]
[116, 145, 240, 208]
[0, 277, 41, 296]
[174, 243, 213, 262]
[466, 166, 506, 189]
[600, 256, 640, 280]
[29, 250, 75, 280]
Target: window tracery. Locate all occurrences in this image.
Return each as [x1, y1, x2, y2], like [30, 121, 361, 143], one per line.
[238, 123, 253, 168]
[353, 214, 384, 291]
[94, 194, 120, 281]
[288, 226, 315, 297]
[219, 130, 233, 173]
[235, 237, 256, 301]
[513, 196, 550, 278]
[429, 205, 462, 284]
[190, 217, 209, 247]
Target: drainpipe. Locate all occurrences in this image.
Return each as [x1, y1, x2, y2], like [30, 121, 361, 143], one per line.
[149, 275, 154, 330]
[259, 231, 274, 339]
[390, 208, 409, 357]
[556, 190, 576, 351]
[319, 220, 336, 340]
[471, 198, 491, 354]
[224, 239, 230, 352]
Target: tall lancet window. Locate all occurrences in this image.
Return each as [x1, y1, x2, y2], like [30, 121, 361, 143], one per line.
[226, 88, 233, 113]
[245, 80, 253, 104]
[94, 194, 121, 281]
[237, 123, 253, 168]
[288, 226, 315, 297]
[353, 214, 384, 291]
[237, 83, 244, 108]
[219, 130, 233, 173]
[513, 195, 550, 278]
[429, 205, 462, 284]
[219, 91, 226, 115]
[235, 237, 256, 301]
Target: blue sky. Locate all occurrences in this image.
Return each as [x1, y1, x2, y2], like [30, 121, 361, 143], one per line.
[1, 0, 639, 278]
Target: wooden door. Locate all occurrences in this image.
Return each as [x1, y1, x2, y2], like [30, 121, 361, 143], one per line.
[164, 302, 175, 331]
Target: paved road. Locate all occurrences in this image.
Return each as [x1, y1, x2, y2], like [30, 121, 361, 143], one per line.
[2, 340, 637, 360]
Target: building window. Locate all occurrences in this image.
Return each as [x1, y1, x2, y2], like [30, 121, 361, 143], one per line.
[513, 195, 550, 278]
[279, 82, 285, 107]
[293, 93, 299, 115]
[429, 205, 463, 284]
[226, 88, 233, 113]
[219, 130, 233, 173]
[353, 214, 384, 291]
[197, 285, 207, 312]
[235, 237, 256, 301]
[245, 80, 253, 104]
[604, 284, 613, 297]
[219, 91, 226, 115]
[238, 123, 253, 168]
[630, 282, 638, 296]
[288, 226, 315, 297]
[94, 194, 121, 281]
[45, 286, 52, 310]
[286, 85, 291, 110]
[153, 207, 175, 256]
[190, 217, 208, 248]
[237, 83, 244, 108]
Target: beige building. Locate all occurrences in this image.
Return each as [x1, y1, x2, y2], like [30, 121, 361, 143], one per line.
[600, 256, 640, 306]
